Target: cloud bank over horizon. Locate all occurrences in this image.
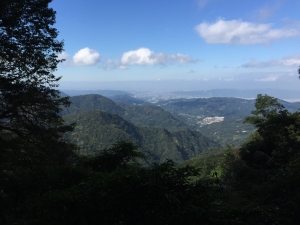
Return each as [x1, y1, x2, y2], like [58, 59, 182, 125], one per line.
[255, 76, 278, 82]
[242, 55, 300, 68]
[195, 19, 300, 45]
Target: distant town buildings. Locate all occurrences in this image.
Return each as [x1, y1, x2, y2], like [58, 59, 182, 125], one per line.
[198, 116, 224, 125]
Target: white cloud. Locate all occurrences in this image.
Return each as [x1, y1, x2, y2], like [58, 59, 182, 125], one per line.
[73, 47, 100, 66]
[101, 48, 197, 70]
[121, 48, 195, 66]
[255, 76, 278, 82]
[242, 55, 300, 68]
[57, 51, 69, 60]
[121, 48, 155, 66]
[195, 19, 300, 45]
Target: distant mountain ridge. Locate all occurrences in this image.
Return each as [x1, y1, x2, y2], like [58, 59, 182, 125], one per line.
[171, 89, 300, 100]
[158, 97, 256, 117]
[63, 94, 187, 131]
[109, 94, 148, 105]
[157, 97, 300, 119]
[62, 94, 125, 116]
[61, 90, 131, 97]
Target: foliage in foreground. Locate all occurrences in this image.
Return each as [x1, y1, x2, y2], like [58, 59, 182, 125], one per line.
[0, 142, 218, 225]
[0, 0, 75, 168]
[3, 113, 300, 225]
[218, 94, 300, 224]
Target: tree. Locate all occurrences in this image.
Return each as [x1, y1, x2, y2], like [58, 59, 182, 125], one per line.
[242, 94, 300, 168]
[0, 0, 74, 167]
[217, 94, 300, 224]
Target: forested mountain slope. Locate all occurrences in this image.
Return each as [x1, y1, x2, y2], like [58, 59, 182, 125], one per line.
[116, 102, 187, 131]
[62, 94, 126, 115]
[63, 110, 219, 163]
[63, 94, 187, 131]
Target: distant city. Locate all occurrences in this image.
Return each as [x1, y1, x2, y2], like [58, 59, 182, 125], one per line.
[61, 88, 300, 103]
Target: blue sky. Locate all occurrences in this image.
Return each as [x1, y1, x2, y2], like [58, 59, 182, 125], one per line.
[50, 0, 300, 91]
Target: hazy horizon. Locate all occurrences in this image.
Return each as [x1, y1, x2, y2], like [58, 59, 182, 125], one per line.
[59, 79, 300, 92]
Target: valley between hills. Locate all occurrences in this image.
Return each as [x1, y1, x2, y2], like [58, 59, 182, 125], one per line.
[62, 92, 300, 163]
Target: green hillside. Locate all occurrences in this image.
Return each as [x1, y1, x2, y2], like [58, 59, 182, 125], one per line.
[63, 94, 188, 131]
[63, 110, 219, 163]
[117, 102, 187, 131]
[62, 94, 125, 116]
